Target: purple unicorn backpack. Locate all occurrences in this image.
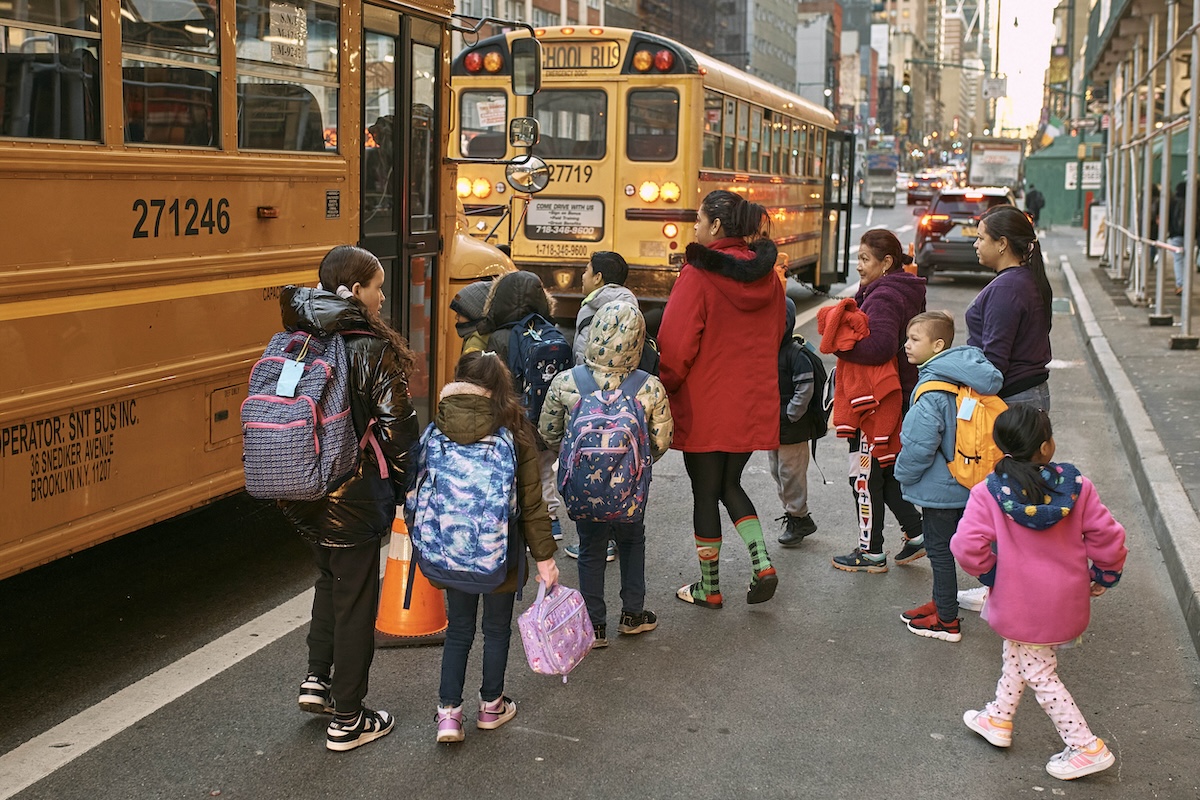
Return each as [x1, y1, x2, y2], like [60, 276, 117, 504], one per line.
[518, 582, 594, 682]
[556, 366, 653, 522]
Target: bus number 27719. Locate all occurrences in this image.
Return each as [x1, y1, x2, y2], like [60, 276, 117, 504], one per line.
[132, 198, 231, 238]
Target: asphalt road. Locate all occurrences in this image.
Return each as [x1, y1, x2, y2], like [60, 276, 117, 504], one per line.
[4, 199, 1200, 799]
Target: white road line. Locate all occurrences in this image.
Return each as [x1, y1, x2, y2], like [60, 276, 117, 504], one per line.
[896, 224, 914, 234]
[0, 588, 315, 798]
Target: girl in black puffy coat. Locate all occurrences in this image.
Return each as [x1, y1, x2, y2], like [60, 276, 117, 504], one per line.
[281, 245, 420, 752]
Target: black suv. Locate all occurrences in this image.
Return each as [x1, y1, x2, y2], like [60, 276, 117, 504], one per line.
[913, 187, 1017, 280]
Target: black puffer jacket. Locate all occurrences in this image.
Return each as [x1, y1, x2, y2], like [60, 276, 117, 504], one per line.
[479, 271, 554, 362]
[278, 286, 420, 547]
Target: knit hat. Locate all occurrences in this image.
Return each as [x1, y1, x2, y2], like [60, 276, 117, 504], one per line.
[450, 280, 491, 321]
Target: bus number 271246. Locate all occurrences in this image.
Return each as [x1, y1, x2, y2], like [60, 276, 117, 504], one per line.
[132, 198, 231, 238]
[552, 164, 592, 182]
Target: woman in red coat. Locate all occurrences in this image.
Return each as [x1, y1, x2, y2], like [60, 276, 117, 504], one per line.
[659, 190, 786, 609]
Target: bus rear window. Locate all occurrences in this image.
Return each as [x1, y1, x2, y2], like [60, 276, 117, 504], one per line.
[627, 89, 677, 162]
[530, 89, 605, 159]
[459, 90, 506, 158]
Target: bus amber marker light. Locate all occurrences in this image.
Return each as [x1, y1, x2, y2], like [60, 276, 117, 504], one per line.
[660, 182, 681, 202]
[638, 181, 659, 202]
[482, 51, 503, 73]
[456, 178, 472, 198]
[257, 206, 279, 219]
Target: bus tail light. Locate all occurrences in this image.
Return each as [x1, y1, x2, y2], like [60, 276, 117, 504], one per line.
[464, 52, 482, 73]
[638, 181, 660, 202]
[472, 178, 492, 199]
[660, 181, 681, 202]
[663, 223, 679, 238]
[456, 177, 472, 198]
[654, 49, 675, 71]
[631, 49, 653, 72]
[482, 51, 503, 73]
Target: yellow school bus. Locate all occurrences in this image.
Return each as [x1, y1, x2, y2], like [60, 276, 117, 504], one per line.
[0, 0, 533, 579]
[451, 26, 854, 317]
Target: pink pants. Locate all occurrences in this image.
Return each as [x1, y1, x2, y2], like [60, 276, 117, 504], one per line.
[984, 639, 1098, 749]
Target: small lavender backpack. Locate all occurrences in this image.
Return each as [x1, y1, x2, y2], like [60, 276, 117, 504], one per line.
[518, 582, 594, 682]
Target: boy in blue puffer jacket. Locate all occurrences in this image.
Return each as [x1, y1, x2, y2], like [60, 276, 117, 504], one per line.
[894, 311, 1002, 644]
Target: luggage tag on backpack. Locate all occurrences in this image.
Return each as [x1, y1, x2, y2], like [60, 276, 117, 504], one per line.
[276, 359, 305, 397]
[957, 397, 978, 421]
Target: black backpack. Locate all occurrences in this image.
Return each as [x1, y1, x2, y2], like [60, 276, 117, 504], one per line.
[790, 335, 830, 442]
[505, 312, 573, 423]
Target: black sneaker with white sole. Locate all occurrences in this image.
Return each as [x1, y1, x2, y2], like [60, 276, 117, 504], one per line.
[298, 674, 333, 714]
[618, 609, 658, 635]
[326, 708, 395, 751]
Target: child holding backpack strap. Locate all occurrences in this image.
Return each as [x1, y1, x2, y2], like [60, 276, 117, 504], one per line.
[422, 351, 559, 744]
[894, 312, 1002, 643]
[538, 301, 674, 647]
[951, 406, 1126, 781]
[278, 246, 421, 752]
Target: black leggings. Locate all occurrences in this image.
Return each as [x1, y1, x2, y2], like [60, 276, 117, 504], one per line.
[682, 451, 756, 537]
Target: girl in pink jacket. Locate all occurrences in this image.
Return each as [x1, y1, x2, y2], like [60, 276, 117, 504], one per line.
[950, 406, 1127, 782]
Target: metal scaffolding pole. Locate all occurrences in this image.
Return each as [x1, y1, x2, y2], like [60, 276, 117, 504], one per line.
[1152, 0, 1178, 323]
[1138, 18, 1158, 305]
[1177, 0, 1200, 345]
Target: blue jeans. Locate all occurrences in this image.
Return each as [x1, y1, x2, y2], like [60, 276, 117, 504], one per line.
[1003, 381, 1051, 413]
[1169, 235, 1186, 287]
[575, 519, 646, 628]
[923, 506, 965, 621]
[439, 588, 515, 707]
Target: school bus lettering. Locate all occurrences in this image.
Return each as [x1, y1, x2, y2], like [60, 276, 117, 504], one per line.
[543, 42, 620, 70]
[9, 401, 140, 503]
[132, 198, 231, 239]
[551, 164, 593, 182]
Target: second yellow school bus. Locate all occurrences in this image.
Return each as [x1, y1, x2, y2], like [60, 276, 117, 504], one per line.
[450, 26, 854, 315]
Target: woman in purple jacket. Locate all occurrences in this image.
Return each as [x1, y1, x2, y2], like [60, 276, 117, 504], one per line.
[968, 205, 1053, 411]
[951, 406, 1126, 781]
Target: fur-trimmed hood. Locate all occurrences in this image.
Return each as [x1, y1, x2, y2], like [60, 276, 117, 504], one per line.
[681, 237, 781, 313]
[684, 237, 778, 283]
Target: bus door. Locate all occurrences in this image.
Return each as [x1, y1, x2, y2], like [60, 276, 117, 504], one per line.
[820, 129, 855, 289]
[361, 9, 441, 424]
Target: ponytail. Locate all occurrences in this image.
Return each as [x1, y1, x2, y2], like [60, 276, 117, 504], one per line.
[700, 189, 769, 239]
[991, 405, 1054, 501]
[980, 205, 1051, 324]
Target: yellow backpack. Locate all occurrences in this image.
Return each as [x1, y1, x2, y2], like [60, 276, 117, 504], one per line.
[911, 380, 1009, 489]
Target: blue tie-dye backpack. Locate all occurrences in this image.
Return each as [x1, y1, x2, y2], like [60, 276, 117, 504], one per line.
[405, 423, 521, 594]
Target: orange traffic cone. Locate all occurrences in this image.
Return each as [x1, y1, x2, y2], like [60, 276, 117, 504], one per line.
[375, 516, 447, 647]
[904, 242, 919, 274]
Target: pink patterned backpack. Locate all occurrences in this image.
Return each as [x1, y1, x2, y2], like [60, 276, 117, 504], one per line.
[518, 582, 593, 682]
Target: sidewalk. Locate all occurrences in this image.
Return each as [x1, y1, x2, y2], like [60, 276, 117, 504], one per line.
[1049, 224, 1200, 656]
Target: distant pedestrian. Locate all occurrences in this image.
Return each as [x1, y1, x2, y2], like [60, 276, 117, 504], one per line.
[1167, 179, 1200, 295]
[1025, 184, 1045, 226]
[427, 351, 558, 744]
[284, 245, 421, 752]
[968, 205, 1052, 411]
[539, 301, 673, 646]
[894, 311, 1002, 642]
[952, 406, 1127, 781]
[771, 298, 824, 546]
[659, 189, 786, 609]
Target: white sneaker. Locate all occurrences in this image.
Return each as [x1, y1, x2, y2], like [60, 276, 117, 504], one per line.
[1045, 738, 1115, 780]
[958, 586, 989, 613]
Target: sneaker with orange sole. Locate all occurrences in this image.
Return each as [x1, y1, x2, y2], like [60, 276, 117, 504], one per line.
[962, 709, 1013, 747]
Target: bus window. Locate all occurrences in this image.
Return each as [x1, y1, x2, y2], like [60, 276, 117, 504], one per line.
[702, 91, 721, 169]
[459, 90, 507, 158]
[627, 89, 677, 162]
[722, 98, 735, 169]
[749, 107, 761, 172]
[0, 28, 101, 141]
[530, 89, 605, 159]
[121, 0, 219, 146]
[235, 0, 339, 152]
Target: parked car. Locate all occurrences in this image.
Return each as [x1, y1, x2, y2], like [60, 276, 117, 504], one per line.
[906, 173, 946, 205]
[912, 186, 1018, 280]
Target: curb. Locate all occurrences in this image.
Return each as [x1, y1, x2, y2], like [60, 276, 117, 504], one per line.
[1060, 253, 1200, 657]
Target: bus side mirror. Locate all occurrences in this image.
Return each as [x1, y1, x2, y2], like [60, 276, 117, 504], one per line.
[511, 37, 541, 96]
[506, 155, 551, 194]
[509, 117, 539, 148]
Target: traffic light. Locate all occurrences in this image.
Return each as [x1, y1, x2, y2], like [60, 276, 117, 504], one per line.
[902, 70, 912, 93]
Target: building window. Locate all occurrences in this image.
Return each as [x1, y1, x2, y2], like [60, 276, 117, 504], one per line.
[531, 8, 558, 27]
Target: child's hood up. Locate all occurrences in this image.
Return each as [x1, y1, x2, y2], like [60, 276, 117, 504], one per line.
[684, 237, 780, 312]
[584, 300, 645, 375]
[985, 462, 1083, 530]
[434, 381, 497, 445]
[918, 345, 1003, 395]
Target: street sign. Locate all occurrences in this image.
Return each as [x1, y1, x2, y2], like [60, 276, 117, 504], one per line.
[1082, 161, 1103, 189]
[1065, 161, 1078, 191]
[982, 77, 1007, 100]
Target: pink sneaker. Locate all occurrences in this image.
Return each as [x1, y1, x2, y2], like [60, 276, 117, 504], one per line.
[476, 695, 516, 730]
[436, 705, 464, 743]
[1046, 738, 1115, 780]
[963, 709, 1013, 747]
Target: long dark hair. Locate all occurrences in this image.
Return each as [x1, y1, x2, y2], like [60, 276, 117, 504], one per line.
[860, 229, 913, 273]
[979, 205, 1052, 323]
[453, 351, 535, 448]
[701, 189, 769, 239]
[318, 245, 417, 376]
[991, 405, 1054, 501]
